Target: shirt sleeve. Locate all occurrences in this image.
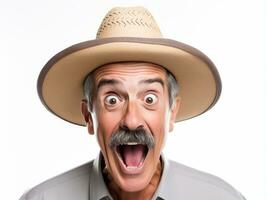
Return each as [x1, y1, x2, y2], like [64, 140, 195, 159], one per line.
[240, 193, 247, 200]
[18, 192, 27, 200]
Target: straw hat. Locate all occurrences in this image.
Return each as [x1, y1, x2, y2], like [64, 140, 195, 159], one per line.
[37, 6, 222, 126]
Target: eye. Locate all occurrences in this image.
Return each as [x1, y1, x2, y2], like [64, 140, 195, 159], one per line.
[104, 95, 120, 106]
[144, 93, 158, 105]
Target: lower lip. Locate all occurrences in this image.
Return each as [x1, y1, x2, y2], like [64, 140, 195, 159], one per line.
[114, 150, 148, 175]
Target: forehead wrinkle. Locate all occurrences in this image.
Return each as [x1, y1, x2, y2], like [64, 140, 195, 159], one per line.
[93, 62, 167, 78]
[97, 78, 122, 91]
[92, 62, 168, 95]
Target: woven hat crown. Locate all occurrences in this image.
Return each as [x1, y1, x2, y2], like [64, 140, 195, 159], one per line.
[96, 7, 162, 38]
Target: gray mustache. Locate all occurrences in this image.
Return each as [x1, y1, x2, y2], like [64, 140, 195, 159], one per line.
[108, 127, 155, 149]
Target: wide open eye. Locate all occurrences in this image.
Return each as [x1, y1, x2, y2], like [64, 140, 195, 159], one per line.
[144, 93, 158, 105]
[104, 95, 120, 106]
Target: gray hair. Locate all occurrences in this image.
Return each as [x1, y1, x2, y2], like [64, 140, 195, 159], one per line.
[83, 66, 179, 112]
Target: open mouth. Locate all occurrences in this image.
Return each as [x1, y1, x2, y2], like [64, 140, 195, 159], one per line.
[116, 143, 149, 169]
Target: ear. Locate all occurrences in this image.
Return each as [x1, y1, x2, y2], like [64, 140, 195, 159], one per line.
[81, 100, 94, 135]
[169, 96, 181, 132]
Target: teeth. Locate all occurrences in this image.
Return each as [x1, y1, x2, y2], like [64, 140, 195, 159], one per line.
[127, 166, 137, 168]
[126, 166, 138, 169]
[125, 142, 138, 145]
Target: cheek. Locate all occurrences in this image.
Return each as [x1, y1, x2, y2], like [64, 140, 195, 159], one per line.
[148, 105, 170, 149]
[145, 104, 169, 130]
[95, 109, 123, 150]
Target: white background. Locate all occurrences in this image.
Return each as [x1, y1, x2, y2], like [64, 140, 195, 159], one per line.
[1, 0, 265, 199]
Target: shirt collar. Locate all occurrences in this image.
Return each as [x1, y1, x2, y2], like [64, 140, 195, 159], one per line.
[89, 153, 173, 200]
[152, 154, 172, 200]
[89, 153, 113, 200]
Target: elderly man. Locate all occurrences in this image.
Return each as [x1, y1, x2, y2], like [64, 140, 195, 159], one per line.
[20, 6, 245, 200]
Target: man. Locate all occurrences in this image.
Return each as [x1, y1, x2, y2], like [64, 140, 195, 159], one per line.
[20, 6, 245, 200]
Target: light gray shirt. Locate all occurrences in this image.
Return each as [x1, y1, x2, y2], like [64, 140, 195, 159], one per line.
[19, 153, 245, 200]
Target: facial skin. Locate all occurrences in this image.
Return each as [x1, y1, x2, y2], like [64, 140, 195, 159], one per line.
[81, 62, 180, 197]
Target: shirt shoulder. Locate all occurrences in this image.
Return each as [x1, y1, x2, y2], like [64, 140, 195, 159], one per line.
[19, 161, 94, 200]
[166, 160, 245, 200]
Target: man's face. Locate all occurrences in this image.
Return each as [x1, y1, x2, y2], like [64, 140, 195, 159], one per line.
[83, 62, 179, 192]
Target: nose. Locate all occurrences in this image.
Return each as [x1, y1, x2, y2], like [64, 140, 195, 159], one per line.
[120, 100, 144, 130]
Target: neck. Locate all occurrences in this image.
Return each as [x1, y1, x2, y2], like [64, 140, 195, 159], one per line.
[103, 160, 162, 200]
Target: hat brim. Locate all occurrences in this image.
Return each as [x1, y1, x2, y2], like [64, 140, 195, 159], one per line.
[37, 37, 221, 126]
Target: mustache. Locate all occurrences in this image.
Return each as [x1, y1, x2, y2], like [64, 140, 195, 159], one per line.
[108, 126, 155, 149]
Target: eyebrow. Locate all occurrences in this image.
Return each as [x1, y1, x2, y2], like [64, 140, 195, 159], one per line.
[139, 78, 165, 87]
[97, 79, 120, 90]
[97, 77, 165, 91]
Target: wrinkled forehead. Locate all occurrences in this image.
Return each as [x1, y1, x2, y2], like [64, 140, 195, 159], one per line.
[92, 62, 168, 84]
